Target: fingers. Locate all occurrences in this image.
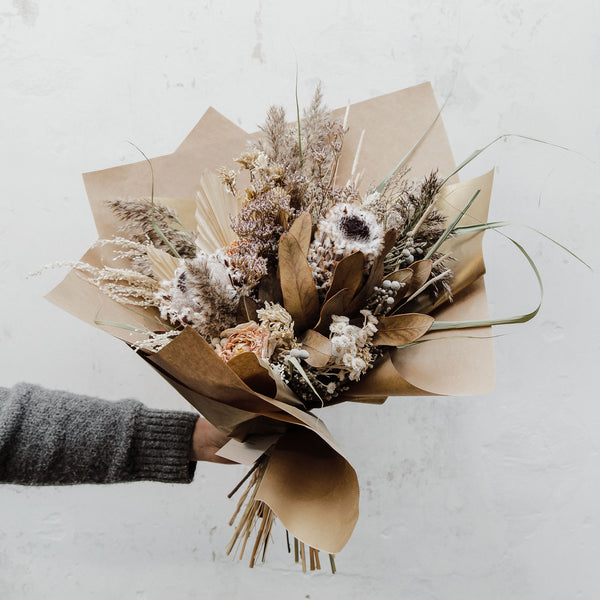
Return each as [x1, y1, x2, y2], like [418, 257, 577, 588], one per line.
[190, 418, 234, 463]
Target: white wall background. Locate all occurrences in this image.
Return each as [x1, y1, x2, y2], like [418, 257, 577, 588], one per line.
[1, 0, 599, 598]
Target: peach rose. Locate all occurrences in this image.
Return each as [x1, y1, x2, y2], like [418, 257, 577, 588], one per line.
[214, 321, 275, 362]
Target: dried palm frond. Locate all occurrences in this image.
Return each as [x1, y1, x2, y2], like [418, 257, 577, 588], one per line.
[146, 245, 180, 284]
[195, 170, 242, 253]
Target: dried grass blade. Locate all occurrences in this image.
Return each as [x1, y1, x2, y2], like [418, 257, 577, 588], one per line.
[94, 320, 149, 334]
[438, 133, 590, 189]
[287, 355, 323, 405]
[295, 66, 303, 168]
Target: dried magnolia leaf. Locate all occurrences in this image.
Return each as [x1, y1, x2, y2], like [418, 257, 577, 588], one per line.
[372, 313, 434, 347]
[227, 352, 277, 398]
[257, 270, 283, 305]
[279, 233, 320, 333]
[384, 268, 413, 288]
[301, 329, 332, 368]
[348, 229, 397, 314]
[146, 245, 179, 283]
[288, 212, 313, 256]
[325, 252, 365, 303]
[237, 296, 260, 323]
[407, 260, 433, 296]
[315, 288, 351, 334]
[384, 268, 414, 308]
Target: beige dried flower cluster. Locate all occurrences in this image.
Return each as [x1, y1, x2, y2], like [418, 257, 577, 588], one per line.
[227, 149, 292, 276]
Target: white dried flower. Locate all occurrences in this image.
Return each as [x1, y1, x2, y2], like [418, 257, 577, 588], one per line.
[326, 310, 378, 382]
[363, 191, 381, 207]
[257, 302, 297, 353]
[253, 151, 270, 171]
[307, 203, 384, 292]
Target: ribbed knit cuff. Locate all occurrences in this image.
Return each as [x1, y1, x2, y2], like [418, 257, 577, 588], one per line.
[131, 407, 199, 483]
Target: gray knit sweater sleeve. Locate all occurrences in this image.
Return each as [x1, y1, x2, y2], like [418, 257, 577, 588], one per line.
[0, 383, 198, 485]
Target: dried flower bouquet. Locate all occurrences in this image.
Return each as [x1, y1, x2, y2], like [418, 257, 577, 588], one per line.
[48, 82, 564, 571]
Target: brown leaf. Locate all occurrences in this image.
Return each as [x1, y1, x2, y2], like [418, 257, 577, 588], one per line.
[257, 269, 283, 305]
[288, 212, 313, 256]
[347, 229, 398, 314]
[278, 233, 320, 333]
[315, 288, 351, 334]
[384, 268, 413, 308]
[407, 260, 433, 296]
[325, 252, 365, 303]
[384, 268, 413, 288]
[372, 313, 434, 346]
[300, 329, 332, 368]
[236, 296, 260, 323]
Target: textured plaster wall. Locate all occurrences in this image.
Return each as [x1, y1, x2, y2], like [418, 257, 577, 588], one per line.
[1, 1, 599, 598]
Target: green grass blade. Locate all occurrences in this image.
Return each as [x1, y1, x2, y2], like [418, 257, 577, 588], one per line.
[295, 66, 303, 169]
[376, 96, 448, 194]
[424, 189, 480, 259]
[127, 141, 181, 259]
[430, 230, 543, 331]
[94, 319, 149, 334]
[438, 133, 588, 189]
[453, 221, 591, 269]
[117, 302, 175, 330]
[396, 333, 504, 349]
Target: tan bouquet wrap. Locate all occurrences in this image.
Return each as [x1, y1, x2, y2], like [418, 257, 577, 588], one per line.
[47, 82, 495, 555]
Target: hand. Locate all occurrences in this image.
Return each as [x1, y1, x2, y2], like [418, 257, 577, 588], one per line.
[189, 418, 234, 464]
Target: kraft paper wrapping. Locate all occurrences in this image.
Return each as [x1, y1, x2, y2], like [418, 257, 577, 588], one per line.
[46, 82, 495, 554]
